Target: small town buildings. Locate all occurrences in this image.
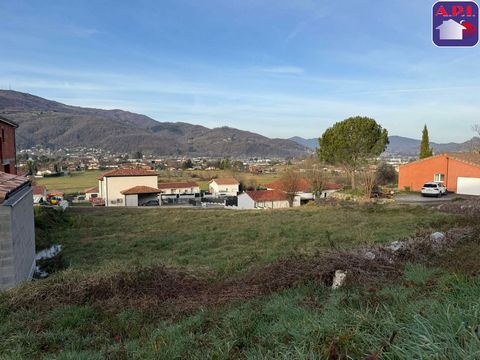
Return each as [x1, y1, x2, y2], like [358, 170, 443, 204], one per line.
[0, 116, 18, 174]
[398, 153, 480, 195]
[209, 178, 239, 196]
[157, 181, 200, 195]
[32, 185, 47, 204]
[264, 179, 343, 205]
[120, 185, 161, 206]
[85, 186, 99, 201]
[0, 172, 35, 290]
[98, 169, 159, 206]
[237, 190, 290, 209]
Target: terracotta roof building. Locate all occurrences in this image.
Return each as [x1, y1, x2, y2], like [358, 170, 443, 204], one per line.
[398, 152, 480, 194]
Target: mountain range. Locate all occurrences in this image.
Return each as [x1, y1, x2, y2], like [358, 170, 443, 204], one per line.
[0, 90, 309, 158]
[289, 135, 480, 157]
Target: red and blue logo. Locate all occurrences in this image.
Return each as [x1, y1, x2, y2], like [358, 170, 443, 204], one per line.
[433, 1, 478, 47]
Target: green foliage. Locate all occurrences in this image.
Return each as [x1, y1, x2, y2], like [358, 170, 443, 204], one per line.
[419, 125, 433, 159]
[317, 116, 389, 188]
[376, 162, 398, 185]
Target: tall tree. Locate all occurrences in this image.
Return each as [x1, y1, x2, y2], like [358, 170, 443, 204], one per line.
[317, 116, 389, 189]
[279, 168, 302, 207]
[419, 125, 433, 159]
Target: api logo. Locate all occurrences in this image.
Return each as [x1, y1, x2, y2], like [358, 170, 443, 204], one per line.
[433, 1, 479, 47]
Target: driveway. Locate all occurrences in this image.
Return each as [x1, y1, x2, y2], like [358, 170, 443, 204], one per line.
[395, 193, 472, 204]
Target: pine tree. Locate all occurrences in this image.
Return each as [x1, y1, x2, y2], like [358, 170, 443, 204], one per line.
[419, 125, 433, 159]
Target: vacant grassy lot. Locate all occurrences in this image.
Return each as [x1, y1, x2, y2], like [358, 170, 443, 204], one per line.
[35, 169, 280, 194]
[39, 205, 450, 276]
[2, 204, 479, 359]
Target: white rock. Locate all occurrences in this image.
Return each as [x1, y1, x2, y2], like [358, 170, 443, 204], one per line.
[332, 270, 347, 289]
[430, 232, 446, 248]
[388, 241, 404, 252]
[364, 251, 376, 260]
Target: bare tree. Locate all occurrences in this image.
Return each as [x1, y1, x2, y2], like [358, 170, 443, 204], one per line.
[280, 168, 302, 206]
[360, 169, 377, 200]
[472, 125, 480, 152]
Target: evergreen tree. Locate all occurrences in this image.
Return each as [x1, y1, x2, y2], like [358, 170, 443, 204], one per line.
[419, 125, 433, 159]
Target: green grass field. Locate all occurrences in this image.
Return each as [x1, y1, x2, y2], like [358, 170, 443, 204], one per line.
[1, 204, 479, 359]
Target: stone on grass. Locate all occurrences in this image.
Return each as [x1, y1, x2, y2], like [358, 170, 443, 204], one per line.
[388, 241, 404, 252]
[364, 251, 376, 261]
[332, 270, 347, 289]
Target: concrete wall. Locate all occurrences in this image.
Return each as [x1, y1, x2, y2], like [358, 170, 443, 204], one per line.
[237, 193, 255, 209]
[161, 186, 200, 194]
[103, 176, 158, 206]
[0, 187, 35, 290]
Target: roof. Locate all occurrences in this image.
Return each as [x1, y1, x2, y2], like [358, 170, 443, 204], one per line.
[98, 169, 157, 180]
[265, 179, 343, 192]
[244, 189, 288, 202]
[85, 186, 99, 193]
[0, 172, 30, 203]
[210, 177, 239, 185]
[400, 153, 480, 169]
[32, 185, 47, 195]
[157, 181, 199, 189]
[120, 186, 162, 195]
[0, 115, 18, 128]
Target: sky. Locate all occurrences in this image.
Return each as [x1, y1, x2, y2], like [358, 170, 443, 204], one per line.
[1, 0, 479, 142]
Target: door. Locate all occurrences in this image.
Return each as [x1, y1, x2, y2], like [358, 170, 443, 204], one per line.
[457, 177, 480, 195]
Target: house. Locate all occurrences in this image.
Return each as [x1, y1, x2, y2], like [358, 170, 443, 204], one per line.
[98, 169, 159, 206]
[237, 190, 290, 209]
[264, 179, 343, 205]
[0, 116, 18, 175]
[85, 186, 99, 201]
[209, 178, 239, 196]
[120, 186, 162, 206]
[436, 19, 466, 40]
[157, 181, 200, 195]
[398, 153, 480, 195]
[0, 171, 35, 290]
[32, 185, 47, 204]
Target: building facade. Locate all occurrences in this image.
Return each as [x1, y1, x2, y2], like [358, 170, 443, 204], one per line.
[98, 169, 159, 206]
[0, 116, 18, 175]
[398, 153, 480, 194]
[208, 178, 239, 196]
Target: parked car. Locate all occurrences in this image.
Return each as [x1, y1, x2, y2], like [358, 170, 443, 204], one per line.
[421, 182, 447, 197]
[141, 199, 159, 206]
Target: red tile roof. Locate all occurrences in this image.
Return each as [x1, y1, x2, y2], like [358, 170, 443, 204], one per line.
[210, 177, 239, 185]
[0, 172, 30, 203]
[157, 181, 199, 189]
[400, 152, 480, 169]
[98, 169, 157, 180]
[245, 189, 288, 202]
[85, 186, 99, 193]
[48, 190, 65, 197]
[265, 179, 343, 192]
[121, 186, 162, 195]
[32, 185, 47, 195]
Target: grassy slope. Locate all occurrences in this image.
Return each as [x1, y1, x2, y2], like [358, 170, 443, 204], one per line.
[2, 205, 479, 359]
[49, 206, 445, 276]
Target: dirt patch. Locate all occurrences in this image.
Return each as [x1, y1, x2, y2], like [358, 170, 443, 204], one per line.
[436, 198, 480, 216]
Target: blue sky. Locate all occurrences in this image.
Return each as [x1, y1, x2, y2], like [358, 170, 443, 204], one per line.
[1, 0, 479, 142]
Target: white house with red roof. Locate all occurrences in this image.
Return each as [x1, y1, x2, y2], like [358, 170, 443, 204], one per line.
[98, 169, 160, 206]
[158, 181, 200, 195]
[209, 178, 239, 196]
[237, 189, 290, 209]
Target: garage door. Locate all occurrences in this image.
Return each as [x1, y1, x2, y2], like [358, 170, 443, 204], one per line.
[457, 177, 480, 195]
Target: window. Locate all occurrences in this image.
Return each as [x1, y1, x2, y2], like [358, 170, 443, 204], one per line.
[434, 173, 445, 182]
